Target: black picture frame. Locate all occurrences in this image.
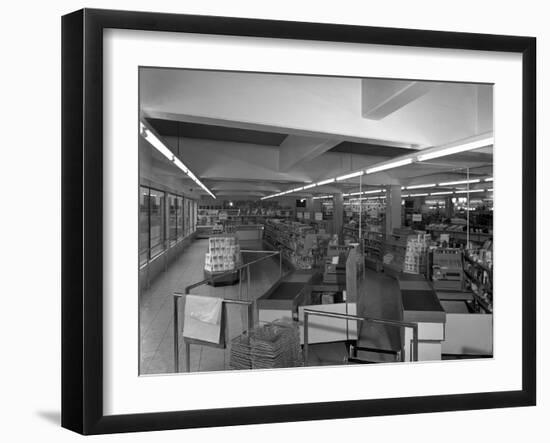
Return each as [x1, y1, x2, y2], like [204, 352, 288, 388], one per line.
[61, 8, 536, 435]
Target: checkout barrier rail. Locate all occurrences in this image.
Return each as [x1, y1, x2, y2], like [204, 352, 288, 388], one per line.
[173, 250, 283, 372]
[173, 294, 253, 372]
[303, 308, 419, 363]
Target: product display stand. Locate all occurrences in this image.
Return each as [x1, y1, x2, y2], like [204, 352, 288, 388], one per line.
[204, 235, 242, 286]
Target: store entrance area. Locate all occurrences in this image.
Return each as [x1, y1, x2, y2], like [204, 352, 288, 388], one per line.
[138, 68, 494, 375]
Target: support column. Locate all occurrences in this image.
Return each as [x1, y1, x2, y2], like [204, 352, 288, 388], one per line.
[444, 196, 453, 219]
[385, 185, 402, 238]
[333, 193, 344, 240]
[306, 197, 315, 222]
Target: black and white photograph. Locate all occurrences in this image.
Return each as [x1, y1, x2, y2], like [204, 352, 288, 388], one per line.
[138, 68, 495, 375]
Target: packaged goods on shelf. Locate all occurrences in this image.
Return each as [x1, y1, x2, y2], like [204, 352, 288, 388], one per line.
[203, 235, 242, 273]
[463, 248, 493, 312]
[403, 233, 430, 275]
[382, 228, 417, 275]
[263, 219, 319, 269]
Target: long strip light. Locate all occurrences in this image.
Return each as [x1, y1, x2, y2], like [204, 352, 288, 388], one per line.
[409, 193, 428, 197]
[484, 177, 494, 182]
[336, 171, 364, 181]
[406, 183, 436, 190]
[366, 158, 413, 174]
[313, 195, 333, 200]
[431, 191, 453, 196]
[455, 189, 484, 194]
[416, 135, 494, 162]
[303, 183, 316, 190]
[140, 122, 216, 199]
[316, 178, 336, 186]
[438, 179, 480, 186]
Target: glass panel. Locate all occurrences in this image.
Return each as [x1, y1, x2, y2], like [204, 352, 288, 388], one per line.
[168, 194, 177, 245]
[176, 196, 184, 240]
[185, 198, 191, 236]
[150, 190, 165, 257]
[139, 186, 149, 265]
[192, 200, 197, 233]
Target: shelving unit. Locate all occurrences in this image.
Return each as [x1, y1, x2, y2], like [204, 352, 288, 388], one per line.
[462, 253, 493, 313]
[263, 219, 322, 270]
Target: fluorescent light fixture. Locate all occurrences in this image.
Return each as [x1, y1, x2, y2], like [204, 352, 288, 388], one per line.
[363, 189, 383, 194]
[455, 189, 484, 194]
[173, 158, 189, 174]
[292, 187, 304, 192]
[140, 122, 175, 161]
[343, 193, 351, 197]
[431, 191, 453, 196]
[316, 178, 335, 186]
[336, 171, 364, 181]
[140, 121, 216, 199]
[416, 136, 494, 162]
[350, 192, 362, 196]
[409, 193, 429, 197]
[366, 157, 413, 174]
[488, 188, 493, 192]
[303, 183, 316, 190]
[406, 183, 436, 190]
[438, 179, 480, 186]
[313, 195, 333, 200]
[485, 177, 494, 182]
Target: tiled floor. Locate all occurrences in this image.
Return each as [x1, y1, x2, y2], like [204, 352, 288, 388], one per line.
[139, 239, 403, 375]
[139, 239, 286, 375]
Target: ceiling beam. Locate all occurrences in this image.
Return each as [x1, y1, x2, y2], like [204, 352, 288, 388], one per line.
[278, 135, 340, 171]
[362, 79, 433, 120]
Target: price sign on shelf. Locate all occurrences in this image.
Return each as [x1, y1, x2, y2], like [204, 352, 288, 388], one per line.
[412, 214, 422, 222]
[303, 212, 311, 219]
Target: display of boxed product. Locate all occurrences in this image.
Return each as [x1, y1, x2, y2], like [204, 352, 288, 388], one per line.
[203, 235, 242, 273]
[263, 219, 318, 269]
[403, 233, 430, 275]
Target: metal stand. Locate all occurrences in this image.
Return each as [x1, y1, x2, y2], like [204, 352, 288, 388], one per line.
[173, 249, 283, 373]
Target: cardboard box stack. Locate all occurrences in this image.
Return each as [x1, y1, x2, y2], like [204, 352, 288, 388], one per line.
[403, 233, 430, 275]
[204, 235, 242, 273]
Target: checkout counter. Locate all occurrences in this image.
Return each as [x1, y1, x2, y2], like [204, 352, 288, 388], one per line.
[398, 275, 446, 361]
[257, 247, 360, 346]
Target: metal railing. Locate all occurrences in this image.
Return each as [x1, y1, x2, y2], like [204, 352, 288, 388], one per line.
[173, 249, 283, 372]
[302, 308, 419, 363]
[173, 293, 253, 372]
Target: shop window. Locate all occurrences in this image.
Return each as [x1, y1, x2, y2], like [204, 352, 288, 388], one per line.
[184, 198, 191, 236]
[176, 196, 184, 240]
[149, 190, 165, 258]
[139, 186, 149, 266]
[168, 194, 177, 245]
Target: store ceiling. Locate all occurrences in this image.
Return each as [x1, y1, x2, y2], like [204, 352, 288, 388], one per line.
[140, 68, 494, 199]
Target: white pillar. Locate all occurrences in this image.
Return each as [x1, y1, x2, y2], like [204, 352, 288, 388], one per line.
[385, 185, 402, 238]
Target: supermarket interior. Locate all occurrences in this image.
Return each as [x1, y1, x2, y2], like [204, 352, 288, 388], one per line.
[138, 68, 494, 375]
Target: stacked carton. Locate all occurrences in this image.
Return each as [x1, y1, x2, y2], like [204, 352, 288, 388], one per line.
[403, 234, 429, 274]
[204, 236, 241, 273]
